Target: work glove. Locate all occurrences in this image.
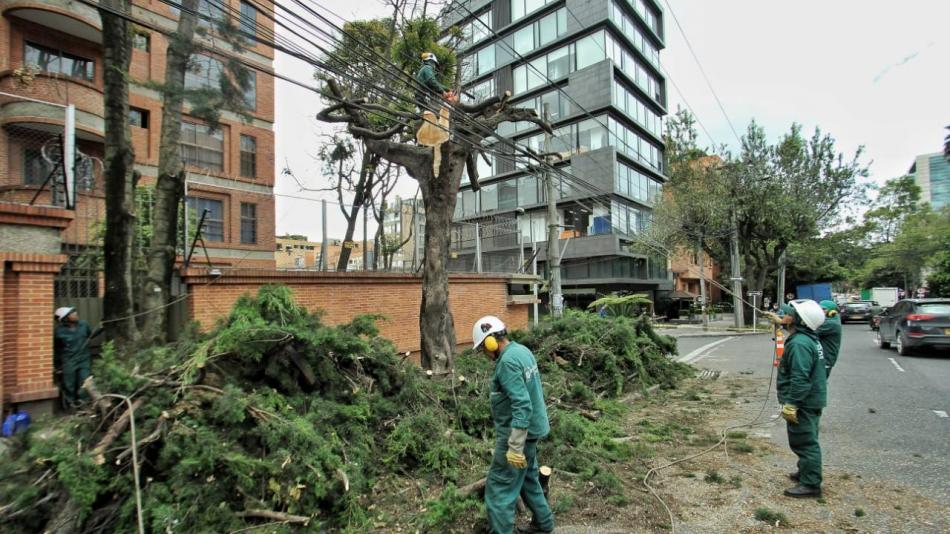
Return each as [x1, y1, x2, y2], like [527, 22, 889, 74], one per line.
[506, 427, 528, 469]
[780, 404, 799, 425]
[765, 312, 783, 325]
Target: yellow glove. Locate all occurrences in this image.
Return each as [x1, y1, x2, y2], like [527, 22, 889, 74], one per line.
[781, 404, 798, 425]
[506, 427, 528, 469]
[506, 450, 528, 469]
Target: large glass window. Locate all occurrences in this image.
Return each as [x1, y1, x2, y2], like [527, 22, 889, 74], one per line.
[197, 0, 227, 29]
[185, 54, 224, 90]
[240, 1, 257, 38]
[546, 45, 571, 79]
[187, 197, 224, 241]
[518, 175, 539, 205]
[514, 26, 534, 55]
[476, 46, 495, 76]
[480, 183, 498, 212]
[575, 31, 606, 70]
[24, 42, 94, 82]
[180, 122, 224, 171]
[498, 179, 519, 210]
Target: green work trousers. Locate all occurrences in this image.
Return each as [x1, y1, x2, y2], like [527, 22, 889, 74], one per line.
[485, 437, 554, 534]
[61, 356, 90, 404]
[787, 407, 822, 488]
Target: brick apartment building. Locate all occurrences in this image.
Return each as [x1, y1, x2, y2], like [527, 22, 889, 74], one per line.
[275, 235, 372, 271]
[0, 0, 276, 273]
[0, 1, 277, 412]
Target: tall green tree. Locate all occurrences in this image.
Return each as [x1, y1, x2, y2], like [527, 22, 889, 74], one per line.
[141, 3, 255, 342]
[99, 0, 139, 349]
[318, 17, 547, 372]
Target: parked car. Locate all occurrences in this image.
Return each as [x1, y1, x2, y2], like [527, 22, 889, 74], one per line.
[841, 302, 874, 323]
[875, 299, 950, 355]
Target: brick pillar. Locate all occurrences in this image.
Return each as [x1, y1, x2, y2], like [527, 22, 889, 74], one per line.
[0, 203, 72, 415]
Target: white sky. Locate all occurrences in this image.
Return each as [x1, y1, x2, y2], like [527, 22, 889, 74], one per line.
[274, 0, 950, 239]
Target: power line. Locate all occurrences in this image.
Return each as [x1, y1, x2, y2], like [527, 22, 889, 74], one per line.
[660, 0, 742, 145]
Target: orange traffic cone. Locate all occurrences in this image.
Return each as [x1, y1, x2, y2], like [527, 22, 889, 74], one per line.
[773, 327, 785, 367]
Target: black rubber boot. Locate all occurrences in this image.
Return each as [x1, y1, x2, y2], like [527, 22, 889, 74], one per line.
[784, 484, 822, 498]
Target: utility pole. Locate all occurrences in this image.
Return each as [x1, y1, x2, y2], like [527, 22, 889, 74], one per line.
[697, 232, 708, 328]
[777, 250, 787, 307]
[474, 221, 483, 273]
[532, 228, 539, 326]
[730, 209, 744, 328]
[542, 104, 563, 317]
[362, 202, 369, 271]
[320, 199, 328, 271]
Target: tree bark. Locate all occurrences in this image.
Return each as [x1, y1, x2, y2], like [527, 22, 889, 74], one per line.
[100, 0, 138, 348]
[336, 150, 376, 271]
[140, 0, 198, 343]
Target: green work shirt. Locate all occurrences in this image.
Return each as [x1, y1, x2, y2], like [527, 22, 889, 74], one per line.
[54, 320, 93, 365]
[816, 314, 842, 372]
[777, 329, 827, 409]
[490, 341, 550, 439]
[415, 63, 447, 94]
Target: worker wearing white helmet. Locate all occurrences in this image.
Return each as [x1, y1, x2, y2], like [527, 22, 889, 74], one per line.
[53, 306, 100, 408]
[776, 299, 827, 499]
[472, 315, 553, 534]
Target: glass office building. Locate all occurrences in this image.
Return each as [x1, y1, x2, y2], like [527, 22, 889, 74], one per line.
[441, 0, 671, 306]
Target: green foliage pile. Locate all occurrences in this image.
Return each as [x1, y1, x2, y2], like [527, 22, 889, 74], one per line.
[0, 289, 688, 532]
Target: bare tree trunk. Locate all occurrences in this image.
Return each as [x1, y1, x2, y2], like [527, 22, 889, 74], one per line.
[417, 145, 465, 373]
[336, 151, 376, 271]
[140, 0, 198, 343]
[100, 0, 138, 348]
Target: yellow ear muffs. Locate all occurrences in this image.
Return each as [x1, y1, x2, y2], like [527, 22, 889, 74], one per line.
[484, 335, 498, 352]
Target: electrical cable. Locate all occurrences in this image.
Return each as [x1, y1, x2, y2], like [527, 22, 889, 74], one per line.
[660, 0, 742, 145]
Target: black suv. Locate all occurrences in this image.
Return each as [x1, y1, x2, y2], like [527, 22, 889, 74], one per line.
[840, 302, 874, 323]
[875, 299, 950, 355]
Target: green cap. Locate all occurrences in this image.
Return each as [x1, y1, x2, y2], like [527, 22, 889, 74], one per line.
[819, 300, 837, 311]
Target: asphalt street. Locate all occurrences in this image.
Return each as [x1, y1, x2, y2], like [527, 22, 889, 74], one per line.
[665, 324, 950, 503]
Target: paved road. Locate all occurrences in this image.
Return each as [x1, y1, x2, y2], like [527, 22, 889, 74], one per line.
[667, 324, 950, 503]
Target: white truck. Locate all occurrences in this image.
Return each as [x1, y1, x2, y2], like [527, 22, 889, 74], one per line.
[871, 287, 899, 309]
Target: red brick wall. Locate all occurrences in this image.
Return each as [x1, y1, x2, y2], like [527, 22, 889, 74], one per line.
[183, 270, 530, 357]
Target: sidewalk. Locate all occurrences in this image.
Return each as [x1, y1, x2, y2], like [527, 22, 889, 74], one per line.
[655, 313, 773, 337]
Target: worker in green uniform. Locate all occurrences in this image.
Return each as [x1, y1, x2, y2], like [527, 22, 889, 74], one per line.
[415, 52, 454, 111]
[54, 307, 99, 407]
[472, 315, 554, 534]
[817, 300, 842, 378]
[777, 299, 827, 498]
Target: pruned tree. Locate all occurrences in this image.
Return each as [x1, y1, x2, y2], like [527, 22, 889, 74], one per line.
[99, 0, 139, 349]
[140, 1, 256, 342]
[318, 77, 547, 371]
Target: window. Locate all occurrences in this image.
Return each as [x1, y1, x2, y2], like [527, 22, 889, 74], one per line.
[23, 148, 50, 186]
[187, 197, 224, 241]
[511, 0, 554, 22]
[240, 134, 257, 177]
[132, 32, 150, 52]
[180, 122, 224, 171]
[24, 42, 94, 82]
[185, 54, 224, 90]
[575, 31, 606, 70]
[243, 71, 257, 109]
[475, 46, 495, 76]
[518, 175, 539, 205]
[466, 78, 496, 104]
[240, 1, 257, 38]
[129, 107, 149, 128]
[513, 26, 534, 55]
[480, 183, 498, 212]
[240, 202, 257, 244]
[197, 0, 227, 29]
[546, 45, 570, 79]
[498, 179, 518, 210]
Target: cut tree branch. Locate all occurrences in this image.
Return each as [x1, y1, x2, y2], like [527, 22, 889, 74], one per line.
[236, 509, 311, 525]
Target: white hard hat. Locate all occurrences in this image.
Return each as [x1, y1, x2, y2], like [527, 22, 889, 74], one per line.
[421, 52, 438, 64]
[789, 299, 825, 331]
[55, 307, 75, 321]
[472, 315, 506, 350]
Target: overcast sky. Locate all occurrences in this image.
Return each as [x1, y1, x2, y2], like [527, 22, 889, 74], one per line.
[273, 0, 950, 240]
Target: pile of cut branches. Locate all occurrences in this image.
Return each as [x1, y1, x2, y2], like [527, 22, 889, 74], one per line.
[0, 287, 688, 532]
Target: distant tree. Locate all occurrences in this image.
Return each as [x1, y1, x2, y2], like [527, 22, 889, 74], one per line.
[862, 175, 921, 244]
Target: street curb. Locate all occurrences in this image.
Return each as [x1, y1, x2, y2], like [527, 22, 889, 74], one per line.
[657, 329, 772, 338]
